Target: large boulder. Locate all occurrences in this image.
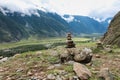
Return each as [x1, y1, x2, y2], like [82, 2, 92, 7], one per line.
[73, 62, 91, 80]
[60, 50, 70, 63]
[74, 48, 93, 64]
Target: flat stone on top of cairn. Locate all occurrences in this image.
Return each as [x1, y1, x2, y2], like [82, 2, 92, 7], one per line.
[65, 33, 75, 48]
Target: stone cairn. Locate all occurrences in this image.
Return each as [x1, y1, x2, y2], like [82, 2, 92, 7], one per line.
[96, 40, 104, 49]
[65, 33, 75, 48]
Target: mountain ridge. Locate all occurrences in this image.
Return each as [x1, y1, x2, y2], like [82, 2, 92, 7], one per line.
[0, 7, 110, 42]
[102, 11, 120, 47]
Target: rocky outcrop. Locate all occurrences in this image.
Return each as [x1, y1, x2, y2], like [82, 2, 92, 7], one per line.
[74, 48, 93, 64]
[102, 11, 120, 47]
[60, 48, 93, 64]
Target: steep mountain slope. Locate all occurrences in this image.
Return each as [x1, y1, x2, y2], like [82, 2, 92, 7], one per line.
[0, 9, 69, 42]
[7, 11, 69, 37]
[102, 11, 120, 47]
[0, 12, 29, 42]
[64, 15, 108, 34]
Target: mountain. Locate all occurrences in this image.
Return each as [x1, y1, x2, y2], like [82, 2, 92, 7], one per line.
[0, 11, 29, 42]
[0, 8, 70, 42]
[63, 15, 109, 35]
[0, 7, 110, 42]
[101, 11, 120, 47]
[100, 17, 112, 29]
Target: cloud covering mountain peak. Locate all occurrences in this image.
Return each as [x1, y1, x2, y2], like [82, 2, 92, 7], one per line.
[0, 0, 120, 19]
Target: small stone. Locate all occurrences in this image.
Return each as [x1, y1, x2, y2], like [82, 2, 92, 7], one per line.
[58, 70, 67, 75]
[13, 54, 21, 57]
[56, 75, 62, 80]
[47, 74, 55, 80]
[27, 71, 33, 76]
[47, 65, 55, 70]
[0, 68, 4, 72]
[6, 76, 12, 80]
[95, 54, 101, 58]
[69, 76, 79, 80]
[0, 57, 8, 63]
[104, 48, 113, 53]
[36, 51, 42, 55]
[86, 62, 93, 66]
[73, 76, 79, 80]
[54, 64, 61, 68]
[30, 77, 38, 80]
[45, 44, 52, 49]
[65, 60, 74, 65]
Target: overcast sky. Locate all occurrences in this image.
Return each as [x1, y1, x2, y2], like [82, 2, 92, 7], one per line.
[0, 0, 120, 19]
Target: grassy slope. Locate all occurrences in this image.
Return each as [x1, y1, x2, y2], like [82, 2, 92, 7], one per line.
[0, 38, 120, 80]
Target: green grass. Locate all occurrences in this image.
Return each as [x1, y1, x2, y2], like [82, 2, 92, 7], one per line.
[0, 37, 91, 49]
[0, 37, 93, 57]
[0, 37, 120, 80]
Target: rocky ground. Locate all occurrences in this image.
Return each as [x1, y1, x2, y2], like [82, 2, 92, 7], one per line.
[0, 45, 120, 80]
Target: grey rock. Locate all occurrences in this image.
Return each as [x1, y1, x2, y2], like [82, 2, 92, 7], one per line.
[65, 60, 74, 65]
[16, 68, 24, 72]
[98, 68, 114, 80]
[27, 71, 33, 76]
[96, 41, 104, 49]
[60, 51, 69, 63]
[73, 62, 91, 80]
[47, 74, 56, 80]
[47, 65, 55, 70]
[29, 77, 39, 80]
[45, 44, 52, 49]
[69, 76, 79, 80]
[95, 54, 101, 58]
[54, 64, 61, 67]
[0, 57, 8, 63]
[74, 48, 93, 64]
[104, 48, 113, 53]
[56, 75, 62, 80]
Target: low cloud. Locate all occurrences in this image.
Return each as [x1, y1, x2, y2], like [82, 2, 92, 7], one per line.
[0, 0, 49, 15]
[62, 15, 74, 23]
[0, 0, 120, 19]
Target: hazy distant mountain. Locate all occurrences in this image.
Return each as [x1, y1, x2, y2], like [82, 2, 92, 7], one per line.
[63, 15, 110, 34]
[0, 7, 110, 42]
[100, 17, 112, 28]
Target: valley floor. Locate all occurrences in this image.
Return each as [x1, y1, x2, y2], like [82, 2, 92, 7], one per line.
[0, 38, 120, 80]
